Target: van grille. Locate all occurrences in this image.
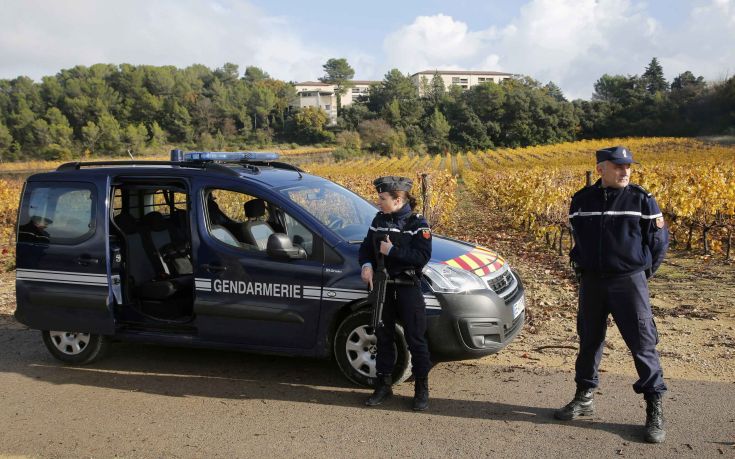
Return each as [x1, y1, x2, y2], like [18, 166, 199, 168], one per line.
[487, 270, 514, 295]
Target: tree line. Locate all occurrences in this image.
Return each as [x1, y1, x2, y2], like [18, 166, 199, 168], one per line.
[0, 58, 732, 161]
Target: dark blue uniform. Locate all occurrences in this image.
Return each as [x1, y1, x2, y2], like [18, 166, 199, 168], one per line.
[569, 179, 669, 396]
[359, 203, 432, 378]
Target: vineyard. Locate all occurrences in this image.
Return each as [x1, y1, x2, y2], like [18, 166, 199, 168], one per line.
[307, 138, 735, 260]
[0, 137, 733, 270]
[461, 138, 735, 259]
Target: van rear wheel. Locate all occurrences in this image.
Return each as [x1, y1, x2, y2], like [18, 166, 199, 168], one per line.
[42, 330, 108, 364]
[334, 309, 411, 387]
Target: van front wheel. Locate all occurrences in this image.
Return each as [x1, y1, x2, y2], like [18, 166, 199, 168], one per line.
[333, 309, 411, 387]
[42, 330, 108, 364]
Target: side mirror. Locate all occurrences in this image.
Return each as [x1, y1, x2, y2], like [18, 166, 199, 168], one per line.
[267, 233, 307, 260]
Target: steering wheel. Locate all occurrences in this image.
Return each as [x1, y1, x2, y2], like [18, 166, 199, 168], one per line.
[327, 215, 345, 230]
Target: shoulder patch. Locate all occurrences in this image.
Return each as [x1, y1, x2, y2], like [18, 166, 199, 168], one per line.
[629, 184, 652, 197]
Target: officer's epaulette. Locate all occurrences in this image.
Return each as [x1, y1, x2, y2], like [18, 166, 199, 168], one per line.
[629, 183, 652, 197]
[411, 213, 428, 223]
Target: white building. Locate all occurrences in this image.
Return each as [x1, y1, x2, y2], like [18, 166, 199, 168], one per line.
[410, 70, 514, 95]
[292, 80, 378, 125]
[291, 71, 515, 124]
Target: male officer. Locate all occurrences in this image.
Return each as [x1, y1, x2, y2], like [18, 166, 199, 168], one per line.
[555, 146, 669, 444]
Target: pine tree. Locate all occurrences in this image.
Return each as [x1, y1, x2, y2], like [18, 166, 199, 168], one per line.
[642, 57, 668, 94]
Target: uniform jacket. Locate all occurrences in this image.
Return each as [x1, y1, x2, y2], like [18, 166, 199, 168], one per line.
[569, 179, 669, 277]
[358, 204, 432, 277]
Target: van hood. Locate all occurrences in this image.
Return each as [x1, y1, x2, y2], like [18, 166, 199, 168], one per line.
[431, 235, 506, 277]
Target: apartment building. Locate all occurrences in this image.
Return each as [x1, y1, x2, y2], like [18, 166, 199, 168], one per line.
[410, 70, 514, 95]
[292, 71, 513, 123]
[292, 80, 378, 124]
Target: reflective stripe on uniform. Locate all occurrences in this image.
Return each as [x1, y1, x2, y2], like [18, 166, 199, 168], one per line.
[569, 211, 663, 219]
[370, 226, 431, 235]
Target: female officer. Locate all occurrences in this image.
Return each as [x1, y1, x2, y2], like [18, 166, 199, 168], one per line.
[358, 176, 433, 411]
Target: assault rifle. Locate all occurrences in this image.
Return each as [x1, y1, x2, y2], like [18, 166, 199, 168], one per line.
[368, 235, 413, 331]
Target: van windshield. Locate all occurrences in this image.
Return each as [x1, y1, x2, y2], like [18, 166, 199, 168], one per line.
[279, 181, 377, 242]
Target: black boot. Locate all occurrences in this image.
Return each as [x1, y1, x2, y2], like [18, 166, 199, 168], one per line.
[554, 388, 595, 420]
[412, 377, 429, 411]
[644, 394, 666, 443]
[365, 374, 393, 407]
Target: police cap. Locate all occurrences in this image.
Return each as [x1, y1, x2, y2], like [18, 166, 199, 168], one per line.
[596, 146, 638, 165]
[373, 176, 413, 193]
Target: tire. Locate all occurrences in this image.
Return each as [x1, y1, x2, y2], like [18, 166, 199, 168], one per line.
[41, 330, 108, 365]
[333, 309, 411, 387]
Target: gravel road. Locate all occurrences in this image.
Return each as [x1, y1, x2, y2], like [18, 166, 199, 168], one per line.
[1, 326, 733, 458]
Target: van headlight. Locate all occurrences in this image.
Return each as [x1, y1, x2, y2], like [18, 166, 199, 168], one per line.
[422, 262, 487, 293]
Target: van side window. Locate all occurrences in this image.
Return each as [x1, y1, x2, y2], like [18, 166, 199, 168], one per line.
[204, 188, 315, 258]
[18, 183, 95, 244]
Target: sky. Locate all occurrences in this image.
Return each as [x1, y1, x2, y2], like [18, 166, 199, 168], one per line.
[0, 0, 733, 100]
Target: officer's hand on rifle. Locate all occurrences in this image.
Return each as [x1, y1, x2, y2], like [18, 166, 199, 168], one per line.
[361, 265, 374, 291]
[379, 237, 393, 256]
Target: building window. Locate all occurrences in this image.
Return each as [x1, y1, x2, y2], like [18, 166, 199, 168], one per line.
[460, 78, 468, 84]
[478, 77, 486, 82]
[451, 77, 460, 84]
[352, 88, 360, 93]
[324, 105, 331, 110]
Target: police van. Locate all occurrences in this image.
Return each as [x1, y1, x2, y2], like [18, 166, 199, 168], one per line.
[14, 151, 525, 385]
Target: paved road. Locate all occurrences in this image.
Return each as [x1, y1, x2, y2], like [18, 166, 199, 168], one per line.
[0, 327, 733, 458]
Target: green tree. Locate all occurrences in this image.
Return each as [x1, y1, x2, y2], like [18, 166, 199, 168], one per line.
[81, 121, 101, 153]
[96, 113, 122, 154]
[671, 71, 705, 91]
[338, 103, 372, 131]
[544, 82, 566, 102]
[123, 123, 148, 154]
[243, 66, 270, 84]
[0, 122, 15, 161]
[293, 106, 331, 143]
[422, 72, 446, 108]
[423, 108, 451, 154]
[248, 83, 276, 130]
[642, 57, 668, 94]
[369, 70, 423, 146]
[319, 58, 355, 113]
[148, 121, 168, 147]
[358, 119, 398, 155]
[45, 107, 74, 157]
[214, 63, 239, 84]
[162, 99, 192, 142]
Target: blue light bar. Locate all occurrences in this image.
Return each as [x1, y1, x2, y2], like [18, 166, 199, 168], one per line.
[180, 151, 280, 162]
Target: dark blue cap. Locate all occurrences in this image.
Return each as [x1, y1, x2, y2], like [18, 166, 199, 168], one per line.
[373, 176, 413, 193]
[596, 146, 638, 164]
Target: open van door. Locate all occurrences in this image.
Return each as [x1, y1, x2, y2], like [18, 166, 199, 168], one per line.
[14, 179, 114, 334]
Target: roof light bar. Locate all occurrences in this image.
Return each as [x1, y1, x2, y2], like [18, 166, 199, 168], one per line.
[170, 149, 279, 162]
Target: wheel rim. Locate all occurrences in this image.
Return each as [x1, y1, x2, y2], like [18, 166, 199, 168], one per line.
[48, 331, 91, 355]
[345, 325, 377, 378]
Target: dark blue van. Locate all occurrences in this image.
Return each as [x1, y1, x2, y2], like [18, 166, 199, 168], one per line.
[14, 151, 525, 385]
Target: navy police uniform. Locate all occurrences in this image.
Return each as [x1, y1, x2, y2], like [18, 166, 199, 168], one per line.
[569, 147, 669, 397]
[358, 180, 433, 380]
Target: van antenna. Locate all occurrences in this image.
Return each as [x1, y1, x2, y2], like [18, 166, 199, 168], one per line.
[127, 149, 134, 160]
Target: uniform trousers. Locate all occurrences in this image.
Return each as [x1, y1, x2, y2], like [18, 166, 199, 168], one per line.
[575, 270, 667, 395]
[375, 283, 432, 378]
